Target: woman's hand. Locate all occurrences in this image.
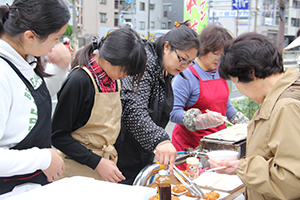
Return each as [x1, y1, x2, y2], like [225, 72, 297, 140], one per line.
[208, 159, 239, 175]
[42, 149, 65, 182]
[46, 43, 71, 70]
[95, 158, 125, 183]
[195, 112, 224, 130]
[155, 142, 177, 174]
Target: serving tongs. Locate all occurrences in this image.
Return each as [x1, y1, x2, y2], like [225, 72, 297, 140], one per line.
[173, 165, 204, 198]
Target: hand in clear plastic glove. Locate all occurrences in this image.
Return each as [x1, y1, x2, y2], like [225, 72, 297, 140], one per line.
[195, 112, 224, 130]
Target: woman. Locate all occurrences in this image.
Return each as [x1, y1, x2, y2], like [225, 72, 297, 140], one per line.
[115, 21, 200, 185]
[51, 27, 147, 183]
[209, 32, 300, 199]
[0, 0, 70, 195]
[170, 24, 248, 163]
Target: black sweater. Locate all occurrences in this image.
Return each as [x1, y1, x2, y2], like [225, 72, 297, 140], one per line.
[51, 69, 101, 169]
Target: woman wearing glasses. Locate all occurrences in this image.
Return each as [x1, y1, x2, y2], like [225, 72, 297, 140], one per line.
[170, 24, 249, 168]
[115, 21, 199, 185]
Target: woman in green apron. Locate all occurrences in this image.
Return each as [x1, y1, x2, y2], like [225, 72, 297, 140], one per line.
[51, 27, 147, 183]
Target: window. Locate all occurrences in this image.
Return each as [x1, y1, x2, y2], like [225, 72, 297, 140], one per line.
[100, 13, 106, 23]
[115, 1, 118, 9]
[293, 0, 300, 8]
[291, 18, 300, 27]
[150, 3, 155, 10]
[168, 21, 172, 29]
[139, 21, 145, 30]
[163, 11, 168, 17]
[161, 22, 166, 29]
[164, 5, 172, 12]
[150, 21, 155, 28]
[140, 2, 145, 11]
[100, 0, 106, 4]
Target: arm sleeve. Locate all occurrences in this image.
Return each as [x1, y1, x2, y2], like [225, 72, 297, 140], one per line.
[236, 103, 300, 199]
[121, 70, 170, 152]
[44, 63, 68, 97]
[0, 148, 51, 176]
[170, 71, 198, 125]
[226, 98, 237, 120]
[51, 70, 101, 170]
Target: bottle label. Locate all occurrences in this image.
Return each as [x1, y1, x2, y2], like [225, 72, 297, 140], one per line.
[186, 163, 199, 180]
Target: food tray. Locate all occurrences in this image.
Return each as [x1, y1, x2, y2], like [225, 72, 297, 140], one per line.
[193, 172, 244, 193]
[173, 187, 230, 200]
[203, 124, 247, 143]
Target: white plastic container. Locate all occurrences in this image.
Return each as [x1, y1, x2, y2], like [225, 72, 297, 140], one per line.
[206, 150, 239, 162]
[186, 157, 199, 180]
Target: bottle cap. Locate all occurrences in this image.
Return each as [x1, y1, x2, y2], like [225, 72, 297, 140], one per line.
[186, 157, 199, 165]
[158, 169, 169, 176]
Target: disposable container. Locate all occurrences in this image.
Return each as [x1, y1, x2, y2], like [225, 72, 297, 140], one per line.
[206, 150, 239, 162]
[186, 157, 199, 180]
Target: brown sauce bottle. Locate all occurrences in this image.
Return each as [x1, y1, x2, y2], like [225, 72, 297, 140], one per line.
[155, 170, 171, 200]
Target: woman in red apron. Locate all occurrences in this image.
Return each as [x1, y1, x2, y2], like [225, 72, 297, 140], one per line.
[170, 24, 249, 170]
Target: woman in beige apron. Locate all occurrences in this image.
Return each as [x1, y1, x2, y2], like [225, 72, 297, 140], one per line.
[51, 28, 146, 182]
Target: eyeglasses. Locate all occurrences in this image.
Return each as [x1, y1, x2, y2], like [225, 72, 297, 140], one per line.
[209, 52, 222, 58]
[172, 46, 195, 66]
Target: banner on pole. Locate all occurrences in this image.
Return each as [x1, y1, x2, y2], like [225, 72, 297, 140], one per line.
[184, 0, 208, 34]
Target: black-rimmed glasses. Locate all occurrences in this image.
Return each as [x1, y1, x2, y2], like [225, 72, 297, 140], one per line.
[172, 46, 195, 66]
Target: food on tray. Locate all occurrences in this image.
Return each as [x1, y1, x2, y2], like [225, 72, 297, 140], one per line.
[185, 191, 194, 197]
[172, 184, 188, 194]
[149, 194, 180, 200]
[203, 192, 220, 200]
[149, 194, 158, 200]
[185, 191, 220, 199]
[203, 124, 247, 142]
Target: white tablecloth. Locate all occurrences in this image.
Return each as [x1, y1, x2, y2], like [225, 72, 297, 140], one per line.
[2, 176, 156, 200]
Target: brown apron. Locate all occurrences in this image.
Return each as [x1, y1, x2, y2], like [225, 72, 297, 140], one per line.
[59, 67, 122, 180]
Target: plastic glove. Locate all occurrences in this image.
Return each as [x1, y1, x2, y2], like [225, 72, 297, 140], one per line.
[195, 112, 224, 130]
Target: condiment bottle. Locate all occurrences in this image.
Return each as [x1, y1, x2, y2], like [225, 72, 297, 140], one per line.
[186, 157, 199, 180]
[155, 169, 171, 200]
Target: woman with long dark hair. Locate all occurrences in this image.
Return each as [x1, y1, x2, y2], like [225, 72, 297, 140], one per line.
[51, 27, 147, 183]
[0, 0, 70, 195]
[115, 21, 200, 184]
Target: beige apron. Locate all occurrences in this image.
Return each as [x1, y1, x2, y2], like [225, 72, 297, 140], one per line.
[59, 67, 122, 180]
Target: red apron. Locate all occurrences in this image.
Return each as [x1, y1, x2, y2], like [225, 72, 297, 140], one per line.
[172, 66, 229, 153]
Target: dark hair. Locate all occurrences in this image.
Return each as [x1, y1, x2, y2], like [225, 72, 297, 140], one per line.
[0, 0, 70, 77]
[71, 27, 147, 87]
[154, 20, 200, 68]
[297, 28, 300, 37]
[198, 24, 233, 57]
[219, 32, 283, 83]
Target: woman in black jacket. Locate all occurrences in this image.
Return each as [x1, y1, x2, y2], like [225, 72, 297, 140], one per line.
[115, 21, 200, 185]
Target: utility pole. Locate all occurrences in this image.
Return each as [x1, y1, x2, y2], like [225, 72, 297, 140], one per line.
[254, 0, 258, 32]
[277, 0, 285, 51]
[131, 0, 136, 29]
[72, 0, 78, 52]
[148, 0, 150, 39]
[236, 8, 239, 37]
